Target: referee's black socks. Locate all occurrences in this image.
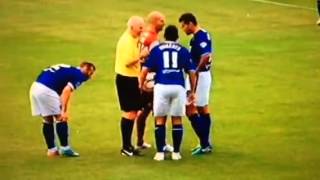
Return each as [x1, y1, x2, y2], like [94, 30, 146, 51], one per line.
[120, 117, 134, 150]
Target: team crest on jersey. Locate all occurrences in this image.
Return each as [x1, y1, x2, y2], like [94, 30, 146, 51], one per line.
[200, 42, 207, 48]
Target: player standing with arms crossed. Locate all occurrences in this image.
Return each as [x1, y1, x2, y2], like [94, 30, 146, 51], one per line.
[179, 13, 214, 155]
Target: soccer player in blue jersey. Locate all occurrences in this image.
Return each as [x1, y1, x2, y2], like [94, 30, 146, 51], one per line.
[179, 13, 214, 155]
[29, 62, 96, 157]
[139, 25, 197, 161]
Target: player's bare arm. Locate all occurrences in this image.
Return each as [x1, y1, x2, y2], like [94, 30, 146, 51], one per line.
[139, 67, 149, 89]
[60, 84, 74, 121]
[195, 54, 211, 73]
[188, 70, 197, 104]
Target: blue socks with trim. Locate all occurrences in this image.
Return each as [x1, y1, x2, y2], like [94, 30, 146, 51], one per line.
[56, 121, 69, 147]
[42, 123, 55, 149]
[172, 124, 183, 153]
[155, 125, 166, 152]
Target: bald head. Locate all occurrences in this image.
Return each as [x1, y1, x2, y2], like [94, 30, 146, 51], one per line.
[147, 11, 165, 33]
[127, 16, 145, 38]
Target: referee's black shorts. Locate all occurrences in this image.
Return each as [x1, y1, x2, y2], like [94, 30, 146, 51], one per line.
[116, 74, 142, 112]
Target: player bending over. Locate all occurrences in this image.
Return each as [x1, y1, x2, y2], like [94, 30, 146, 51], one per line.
[29, 62, 95, 157]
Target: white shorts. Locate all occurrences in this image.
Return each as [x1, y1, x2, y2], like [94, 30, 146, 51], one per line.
[153, 84, 186, 117]
[29, 82, 61, 117]
[185, 71, 212, 107]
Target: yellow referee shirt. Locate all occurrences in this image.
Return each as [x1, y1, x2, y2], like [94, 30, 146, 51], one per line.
[115, 30, 141, 77]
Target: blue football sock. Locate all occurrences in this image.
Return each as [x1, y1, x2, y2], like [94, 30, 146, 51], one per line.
[188, 114, 202, 139]
[200, 113, 212, 147]
[42, 123, 55, 149]
[120, 117, 134, 150]
[188, 114, 206, 147]
[155, 125, 166, 152]
[172, 124, 183, 153]
[56, 121, 69, 147]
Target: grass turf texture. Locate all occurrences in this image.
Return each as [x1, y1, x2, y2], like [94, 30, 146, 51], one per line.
[0, 0, 320, 179]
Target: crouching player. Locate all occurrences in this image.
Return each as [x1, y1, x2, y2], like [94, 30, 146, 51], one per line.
[29, 62, 96, 157]
[139, 25, 196, 161]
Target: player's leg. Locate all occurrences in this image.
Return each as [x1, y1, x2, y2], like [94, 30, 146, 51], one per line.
[197, 106, 213, 151]
[193, 71, 213, 155]
[153, 116, 167, 161]
[153, 84, 170, 161]
[170, 85, 186, 160]
[186, 102, 205, 147]
[120, 111, 141, 156]
[116, 74, 141, 156]
[136, 91, 152, 148]
[42, 116, 59, 157]
[55, 116, 79, 157]
[185, 76, 205, 149]
[136, 109, 149, 147]
[171, 116, 183, 160]
[30, 82, 60, 157]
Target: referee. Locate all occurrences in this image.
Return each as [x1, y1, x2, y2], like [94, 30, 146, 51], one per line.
[115, 16, 146, 157]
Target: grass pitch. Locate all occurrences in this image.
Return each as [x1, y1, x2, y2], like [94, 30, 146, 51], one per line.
[0, 0, 319, 179]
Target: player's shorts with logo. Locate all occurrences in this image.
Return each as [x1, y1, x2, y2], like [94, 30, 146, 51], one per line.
[29, 82, 61, 117]
[153, 84, 186, 117]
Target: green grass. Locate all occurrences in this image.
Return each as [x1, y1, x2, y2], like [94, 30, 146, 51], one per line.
[1, 0, 320, 179]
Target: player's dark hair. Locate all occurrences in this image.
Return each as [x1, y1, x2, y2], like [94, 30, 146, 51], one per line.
[179, 12, 197, 25]
[80, 61, 96, 71]
[164, 25, 179, 41]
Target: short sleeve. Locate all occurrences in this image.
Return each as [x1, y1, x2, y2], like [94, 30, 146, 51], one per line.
[197, 33, 212, 57]
[144, 48, 158, 71]
[68, 69, 88, 90]
[181, 49, 195, 71]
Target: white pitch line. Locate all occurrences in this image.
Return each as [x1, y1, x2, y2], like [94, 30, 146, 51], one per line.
[250, 0, 316, 11]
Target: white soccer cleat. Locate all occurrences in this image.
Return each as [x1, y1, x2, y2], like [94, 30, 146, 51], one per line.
[153, 152, 165, 161]
[163, 144, 174, 152]
[317, 18, 320, 26]
[171, 152, 182, 160]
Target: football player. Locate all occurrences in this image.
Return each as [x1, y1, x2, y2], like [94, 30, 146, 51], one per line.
[29, 62, 95, 157]
[136, 11, 166, 149]
[140, 25, 197, 161]
[179, 13, 214, 155]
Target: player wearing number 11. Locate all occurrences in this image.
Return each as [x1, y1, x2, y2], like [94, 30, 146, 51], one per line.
[140, 25, 197, 161]
[29, 62, 96, 157]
